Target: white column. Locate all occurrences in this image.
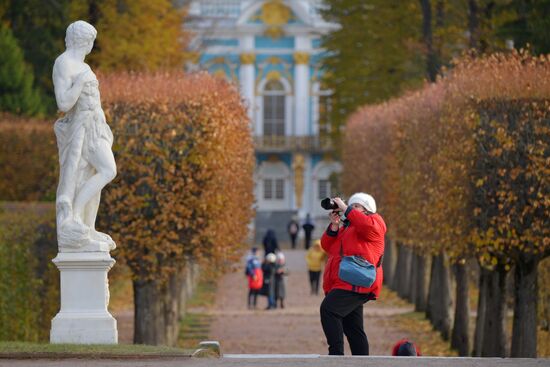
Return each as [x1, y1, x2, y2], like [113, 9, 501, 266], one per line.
[239, 36, 255, 122]
[294, 51, 310, 136]
[50, 252, 118, 344]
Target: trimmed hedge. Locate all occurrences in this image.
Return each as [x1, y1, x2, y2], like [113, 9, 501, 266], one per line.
[0, 203, 58, 342]
[0, 114, 57, 201]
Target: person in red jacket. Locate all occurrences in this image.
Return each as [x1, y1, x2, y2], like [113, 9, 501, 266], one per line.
[320, 193, 386, 356]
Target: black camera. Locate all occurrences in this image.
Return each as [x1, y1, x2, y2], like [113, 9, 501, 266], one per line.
[321, 197, 339, 210]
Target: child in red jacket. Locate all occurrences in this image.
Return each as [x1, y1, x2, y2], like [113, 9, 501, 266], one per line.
[245, 248, 263, 309]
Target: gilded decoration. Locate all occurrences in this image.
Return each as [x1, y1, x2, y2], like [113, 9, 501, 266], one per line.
[260, 0, 291, 39]
[255, 56, 293, 94]
[293, 153, 305, 208]
[204, 57, 238, 82]
[293, 52, 310, 65]
[240, 53, 256, 65]
[265, 70, 282, 82]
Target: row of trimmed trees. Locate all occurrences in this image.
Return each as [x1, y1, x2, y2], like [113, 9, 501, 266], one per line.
[0, 72, 255, 346]
[97, 71, 255, 345]
[343, 51, 549, 357]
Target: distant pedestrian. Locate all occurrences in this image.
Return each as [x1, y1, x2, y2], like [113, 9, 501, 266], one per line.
[287, 217, 300, 249]
[305, 240, 326, 295]
[274, 251, 287, 309]
[302, 214, 315, 250]
[245, 248, 263, 309]
[260, 253, 277, 309]
[262, 229, 279, 255]
[392, 339, 421, 356]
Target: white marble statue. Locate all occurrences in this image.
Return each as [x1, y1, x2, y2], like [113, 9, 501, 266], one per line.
[53, 20, 116, 252]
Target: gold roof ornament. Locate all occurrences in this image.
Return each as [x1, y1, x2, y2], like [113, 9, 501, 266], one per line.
[260, 0, 291, 39]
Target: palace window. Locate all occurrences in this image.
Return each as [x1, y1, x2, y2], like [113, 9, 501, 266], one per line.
[318, 90, 332, 137]
[263, 80, 285, 136]
[318, 179, 331, 200]
[264, 178, 285, 200]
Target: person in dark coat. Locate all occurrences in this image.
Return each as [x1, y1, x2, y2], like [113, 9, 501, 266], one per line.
[287, 217, 299, 249]
[302, 214, 315, 250]
[262, 229, 279, 255]
[274, 251, 287, 309]
[260, 253, 277, 309]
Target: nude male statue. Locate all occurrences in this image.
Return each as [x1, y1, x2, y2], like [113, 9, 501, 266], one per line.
[53, 20, 116, 251]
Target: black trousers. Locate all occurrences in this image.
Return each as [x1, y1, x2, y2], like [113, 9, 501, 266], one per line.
[290, 234, 297, 249]
[309, 270, 321, 294]
[320, 289, 371, 355]
[304, 233, 312, 250]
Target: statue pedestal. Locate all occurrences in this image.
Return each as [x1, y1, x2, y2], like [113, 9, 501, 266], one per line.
[50, 252, 118, 344]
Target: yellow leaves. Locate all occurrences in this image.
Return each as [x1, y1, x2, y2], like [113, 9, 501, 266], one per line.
[343, 52, 550, 262]
[90, 0, 188, 72]
[98, 72, 254, 283]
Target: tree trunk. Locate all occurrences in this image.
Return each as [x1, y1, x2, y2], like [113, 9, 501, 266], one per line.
[419, 0, 438, 82]
[398, 246, 413, 300]
[382, 235, 395, 287]
[472, 266, 489, 357]
[481, 264, 508, 357]
[467, 0, 480, 49]
[451, 261, 470, 356]
[426, 253, 439, 322]
[134, 279, 166, 345]
[511, 254, 539, 357]
[164, 272, 184, 346]
[415, 253, 428, 312]
[133, 271, 185, 346]
[427, 251, 452, 340]
[409, 250, 419, 304]
[393, 242, 405, 292]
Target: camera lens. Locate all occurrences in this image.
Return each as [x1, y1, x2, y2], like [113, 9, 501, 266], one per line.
[321, 197, 338, 210]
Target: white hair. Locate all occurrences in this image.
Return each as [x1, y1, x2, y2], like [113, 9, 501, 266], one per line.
[65, 20, 97, 49]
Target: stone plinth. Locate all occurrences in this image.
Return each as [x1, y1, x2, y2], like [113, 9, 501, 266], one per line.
[50, 252, 118, 344]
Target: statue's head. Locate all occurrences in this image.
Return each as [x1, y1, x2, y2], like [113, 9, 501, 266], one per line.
[65, 20, 97, 53]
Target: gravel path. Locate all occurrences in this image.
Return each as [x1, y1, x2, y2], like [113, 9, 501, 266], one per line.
[204, 249, 413, 355]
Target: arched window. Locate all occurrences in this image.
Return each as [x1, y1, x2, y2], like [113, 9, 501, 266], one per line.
[263, 79, 285, 136]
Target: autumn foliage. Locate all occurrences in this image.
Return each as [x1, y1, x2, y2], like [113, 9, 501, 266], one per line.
[344, 51, 549, 261]
[98, 71, 255, 281]
[343, 50, 549, 356]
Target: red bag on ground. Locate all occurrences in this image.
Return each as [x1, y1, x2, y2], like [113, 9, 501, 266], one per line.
[248, 267, 263, 290]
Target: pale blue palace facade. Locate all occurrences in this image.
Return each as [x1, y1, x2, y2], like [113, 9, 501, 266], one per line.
[187, 0, 340, 241]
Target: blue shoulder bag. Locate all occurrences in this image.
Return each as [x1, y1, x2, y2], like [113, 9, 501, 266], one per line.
[338, 235, 383, 288]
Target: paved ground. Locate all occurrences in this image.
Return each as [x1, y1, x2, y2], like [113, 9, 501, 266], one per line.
[2, 248, 549, 366]
[205, 248, 412, 355]
[2, 356, 549, 367]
